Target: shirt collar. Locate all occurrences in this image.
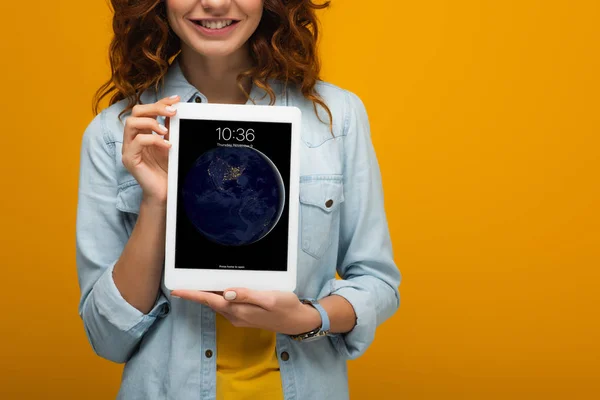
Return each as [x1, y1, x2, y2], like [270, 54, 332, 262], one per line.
[149, 55, 287, 106]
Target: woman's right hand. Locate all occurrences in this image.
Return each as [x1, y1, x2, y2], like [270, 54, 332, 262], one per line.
[121, 95, 180, 206]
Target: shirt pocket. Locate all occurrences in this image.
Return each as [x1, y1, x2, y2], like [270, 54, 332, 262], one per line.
[116, 180, 143, 215]
[115, 180, 142, 236]
[299, 176, 345, 259]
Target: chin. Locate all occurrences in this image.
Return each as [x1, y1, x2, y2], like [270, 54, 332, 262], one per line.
[187, 40, 245, 59]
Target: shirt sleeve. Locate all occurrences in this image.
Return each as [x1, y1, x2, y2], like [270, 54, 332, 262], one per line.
[317, 90, 401, 360]
[75, 111, 169, 364]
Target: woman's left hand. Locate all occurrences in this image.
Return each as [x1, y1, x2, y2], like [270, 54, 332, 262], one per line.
[170, 288, 322, 335]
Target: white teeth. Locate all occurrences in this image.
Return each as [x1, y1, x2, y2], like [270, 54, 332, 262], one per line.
[199, 20, 233, 29]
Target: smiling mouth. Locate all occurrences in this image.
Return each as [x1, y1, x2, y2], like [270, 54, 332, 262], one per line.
[191, 19, 240, 30]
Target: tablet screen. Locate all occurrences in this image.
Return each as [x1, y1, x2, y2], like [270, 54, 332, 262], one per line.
[174, 118, 292, 272]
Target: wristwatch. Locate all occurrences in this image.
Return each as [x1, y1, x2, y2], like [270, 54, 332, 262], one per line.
[289, 299, 331, 342]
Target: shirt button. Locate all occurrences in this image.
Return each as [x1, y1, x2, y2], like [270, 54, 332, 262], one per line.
[280, 351, 290, 361]
[205, 349, 213, 358]
[194, 96, 202, 103]
[325, 199, 334, 208]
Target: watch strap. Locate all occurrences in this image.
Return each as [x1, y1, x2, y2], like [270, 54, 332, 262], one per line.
[289, 299, 331, 341]
[308, 300, 330, 333]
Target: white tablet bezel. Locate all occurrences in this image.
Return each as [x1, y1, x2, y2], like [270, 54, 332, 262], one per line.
[164, 102, 301, 292]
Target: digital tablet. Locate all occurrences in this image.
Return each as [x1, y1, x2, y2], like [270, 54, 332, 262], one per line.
[164, 102, 301, 292]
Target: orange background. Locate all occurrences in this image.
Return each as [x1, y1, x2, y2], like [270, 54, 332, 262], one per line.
[1, 0, 599, 399]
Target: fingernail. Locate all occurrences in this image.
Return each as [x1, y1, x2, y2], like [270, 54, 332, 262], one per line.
[171, 295, 181, 299]
[166, 105, 176, 112]
[169, 94, 179, 99]
[164, 139, 171, 146]
[224, 291, 237, 301]
[158, 124, 168, 132]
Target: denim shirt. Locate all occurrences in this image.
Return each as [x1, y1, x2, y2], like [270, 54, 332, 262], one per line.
[75, 58, 401, 400]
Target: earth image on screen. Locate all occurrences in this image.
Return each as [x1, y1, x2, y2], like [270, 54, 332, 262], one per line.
[181, 146, 285, 246]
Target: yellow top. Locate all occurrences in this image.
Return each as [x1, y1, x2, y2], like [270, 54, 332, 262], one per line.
[216, 312, 284, 400]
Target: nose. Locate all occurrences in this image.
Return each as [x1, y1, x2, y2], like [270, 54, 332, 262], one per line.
[200, 0, 232, 13]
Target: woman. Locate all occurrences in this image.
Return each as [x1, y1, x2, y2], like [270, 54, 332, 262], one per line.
[75, 0, 401, 399]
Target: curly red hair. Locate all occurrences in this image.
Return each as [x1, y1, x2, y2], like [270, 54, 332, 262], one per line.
[93, 0, 333, 130]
